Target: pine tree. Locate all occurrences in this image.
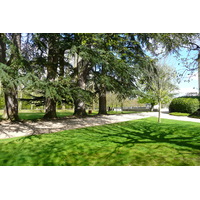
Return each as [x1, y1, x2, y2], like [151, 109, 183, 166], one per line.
[0, 33, 22, 121]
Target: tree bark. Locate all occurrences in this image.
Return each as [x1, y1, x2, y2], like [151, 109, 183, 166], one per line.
[43, 35, 58, 119]
[0, 33, 20, 121]
[150, 103, 155, 112]
[98, 63, 108, 115]
[0, 35, 7, 120]
[73, 59, 89, 117]
[0, 34, 6, 64]
[73, 99, 87, 116]
[197, 52, 200, 95]
[43, 98, 57, 119]
[98, 87, 107, 115]
[158, 101, 161, 123]
[59, 49, 65, 77]
[4, 87, 19, 121]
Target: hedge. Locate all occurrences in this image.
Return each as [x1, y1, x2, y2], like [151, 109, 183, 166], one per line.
[169, 97, 199, 114]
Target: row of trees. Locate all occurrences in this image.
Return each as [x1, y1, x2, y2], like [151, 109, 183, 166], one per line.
[0, 33, 199, 121]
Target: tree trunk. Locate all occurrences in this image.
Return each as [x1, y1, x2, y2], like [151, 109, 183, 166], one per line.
[98, 87, 107, 115]
[158, 101, 161, 123]
[59, 49, 65, 77]
[0, 33, 20, 121]
[44, 97, 57, 119]
[197, 52, 200, 95]
[62, 103, 65, 110]
[120, 100, 123, 112]
[4, 87, 19, 121]
[73, 59, 89, 117]
[0, 34, 6, 64]
[150, 103, 155, 112]
[43, 98, 57, 119]
[73, 99, 87, 116]
[0, 34, 7, 120]
[18, 88, 23, 110]
[43, 35, 58, 119]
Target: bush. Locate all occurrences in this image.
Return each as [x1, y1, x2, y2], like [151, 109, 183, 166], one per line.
[169, 97, 199, 114]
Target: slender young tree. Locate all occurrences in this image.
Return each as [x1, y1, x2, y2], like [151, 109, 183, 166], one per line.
[139, 63, 178, 123]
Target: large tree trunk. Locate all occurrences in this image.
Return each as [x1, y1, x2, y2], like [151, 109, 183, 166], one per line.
[0, 34, 7, 120]
[73, 58, 89, 117]
[43, 35, 58, 119]
[0, 33, 20, 121]
[73, 99, 87, 116]
[73, 74, 87, 116]
[59, 49, 65, 77]
[0, 34, 6, 63]
[98, 87, 107, 115]
[59, 49, 66, 111]
[4, 87, 19, 121]
[43, 98, 57, 119]
[98, 63, 107, 115]
[0, 35, 7, 120]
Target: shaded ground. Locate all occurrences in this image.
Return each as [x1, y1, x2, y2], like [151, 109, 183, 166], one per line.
[0, 111, 200, 139]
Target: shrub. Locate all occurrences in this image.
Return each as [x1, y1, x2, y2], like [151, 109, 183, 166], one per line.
[169, 97, 199, 114]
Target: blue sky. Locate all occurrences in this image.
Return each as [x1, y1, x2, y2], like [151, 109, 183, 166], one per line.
[160, 48, 199, 96]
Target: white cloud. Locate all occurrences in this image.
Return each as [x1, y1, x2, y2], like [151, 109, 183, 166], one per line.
[175, 87, 198, 96]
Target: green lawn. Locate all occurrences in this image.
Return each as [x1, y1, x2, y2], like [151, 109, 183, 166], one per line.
[0, 117, 200, 166]
[0, 109, 74, 120]
[169, 112, 190, 116]
[0, 110, 140, 120]
[19, 110, 75, 120]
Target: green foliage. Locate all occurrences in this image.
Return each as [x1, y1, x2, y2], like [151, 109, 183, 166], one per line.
[169, 97, 199, 114]
[0, 84, 4, 109]
[0, 117, 200, 166]
[1, 33, 199, 119]
[138, 63, 178, 115]
[138, 91, 158, 105]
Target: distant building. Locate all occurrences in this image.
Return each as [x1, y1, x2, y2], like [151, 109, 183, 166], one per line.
[185, 92, 198, 96]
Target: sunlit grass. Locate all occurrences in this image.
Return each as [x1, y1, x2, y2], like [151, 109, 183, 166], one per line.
[0, 109, 140, 120]
[107, 110, 142, 115]
[0, 117, 200, 166]
[18, 110, 74, 120]
[169, 112, 190, 116]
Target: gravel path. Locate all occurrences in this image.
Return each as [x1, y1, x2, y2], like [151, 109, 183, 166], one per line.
[0, 111, 199, 139]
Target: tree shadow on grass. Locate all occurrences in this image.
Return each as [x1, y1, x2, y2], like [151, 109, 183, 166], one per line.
[85, 120, 200, 165]
[96, 121, 200, 149]
[1, 119, 200, 166]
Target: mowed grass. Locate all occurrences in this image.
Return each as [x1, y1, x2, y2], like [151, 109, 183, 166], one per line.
[18, 110, 75, 120]
[0, 117, 200, 166]
[0, 110, 140, 120]
[169, 112, 190, 116]
[0, 110, 75, 120]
